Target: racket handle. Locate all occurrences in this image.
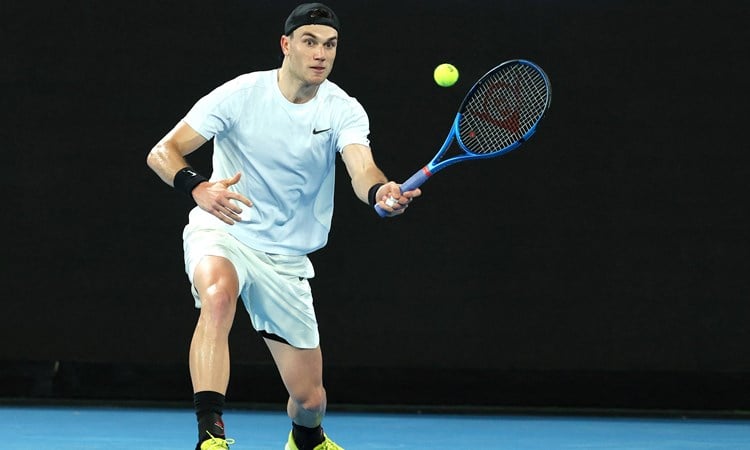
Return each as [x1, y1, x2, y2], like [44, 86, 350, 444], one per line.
[399, 168, 430, 192]
[374, 203, 390, 217]
[373, 167, 430, 217]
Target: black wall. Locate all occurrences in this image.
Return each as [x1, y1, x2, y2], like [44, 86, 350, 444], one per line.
[3, 1, 748, 410]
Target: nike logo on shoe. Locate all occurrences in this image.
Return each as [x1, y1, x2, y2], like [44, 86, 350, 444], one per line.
[312, 128, 331, 135]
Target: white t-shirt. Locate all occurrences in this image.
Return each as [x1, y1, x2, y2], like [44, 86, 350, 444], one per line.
[183, 69, 370, 255]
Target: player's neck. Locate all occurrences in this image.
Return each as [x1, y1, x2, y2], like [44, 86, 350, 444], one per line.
[277, 67, 319, 104]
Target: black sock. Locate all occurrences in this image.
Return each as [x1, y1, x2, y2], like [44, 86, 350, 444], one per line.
[194, 391, 226, 445]
[292, 422, 325, 450]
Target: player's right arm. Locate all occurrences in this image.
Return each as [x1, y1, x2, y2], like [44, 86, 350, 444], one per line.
[146, 121, 252, 225]
[147, 121, 207, 185]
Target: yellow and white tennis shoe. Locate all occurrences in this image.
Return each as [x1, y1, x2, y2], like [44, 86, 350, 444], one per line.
[284, 431, 344, 450]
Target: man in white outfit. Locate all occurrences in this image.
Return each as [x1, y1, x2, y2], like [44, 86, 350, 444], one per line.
[146, 3, 420, 449]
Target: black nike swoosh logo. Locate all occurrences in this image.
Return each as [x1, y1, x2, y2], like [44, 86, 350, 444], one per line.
[313, 128, 331, 135]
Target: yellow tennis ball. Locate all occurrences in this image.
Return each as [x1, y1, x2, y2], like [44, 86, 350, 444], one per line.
[434, 63, 459, 87]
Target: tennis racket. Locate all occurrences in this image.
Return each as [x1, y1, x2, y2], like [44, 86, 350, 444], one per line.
[375, 59, 551, 217]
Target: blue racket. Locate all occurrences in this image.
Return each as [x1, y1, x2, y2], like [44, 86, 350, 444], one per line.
[375, 59, 551, 217]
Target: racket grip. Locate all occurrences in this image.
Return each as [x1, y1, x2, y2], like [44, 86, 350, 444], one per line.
[399, 168, 430, 192]
[374, 203, 390, 217]
[373, 167, 430, 217]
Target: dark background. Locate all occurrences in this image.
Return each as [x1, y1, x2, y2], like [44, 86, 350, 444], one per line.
[2, 0, 748, 412]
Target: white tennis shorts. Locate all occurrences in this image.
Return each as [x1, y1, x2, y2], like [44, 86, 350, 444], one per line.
[182, 224, 319, 349]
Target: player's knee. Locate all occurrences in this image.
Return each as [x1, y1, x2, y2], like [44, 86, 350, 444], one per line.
[199, 284, 237, 321]
[294, 385, 327, 413]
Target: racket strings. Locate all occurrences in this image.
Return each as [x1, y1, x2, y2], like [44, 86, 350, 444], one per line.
[459, 64, 550, 155]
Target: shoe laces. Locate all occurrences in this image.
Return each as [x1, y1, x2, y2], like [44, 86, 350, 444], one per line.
[317, 437, 343, 450]
[202, 432, 236, 449]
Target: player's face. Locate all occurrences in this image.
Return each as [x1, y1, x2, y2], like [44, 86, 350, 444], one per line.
[283, 25, 338, 85]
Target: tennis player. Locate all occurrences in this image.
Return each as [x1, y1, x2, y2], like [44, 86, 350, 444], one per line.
[146, 3, 420, 449]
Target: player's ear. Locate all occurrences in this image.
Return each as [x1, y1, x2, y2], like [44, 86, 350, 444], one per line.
[280, 35, 290, 56]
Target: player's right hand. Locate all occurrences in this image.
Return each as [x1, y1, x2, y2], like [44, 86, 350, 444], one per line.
[376, 181, 421, 217]
[192, 172, 253, 225]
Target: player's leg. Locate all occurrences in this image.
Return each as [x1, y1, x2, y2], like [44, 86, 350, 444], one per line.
[191, 255, 241, 449]
[266, 338, 326, 427]
[266, 338, 343, 450]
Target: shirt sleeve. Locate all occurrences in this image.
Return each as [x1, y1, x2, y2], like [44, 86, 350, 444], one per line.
[335, 97, 371, 152]
[183, 78, 244, 140]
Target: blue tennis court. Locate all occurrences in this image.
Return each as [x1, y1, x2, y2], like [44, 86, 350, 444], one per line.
[3, 404, 749, 449]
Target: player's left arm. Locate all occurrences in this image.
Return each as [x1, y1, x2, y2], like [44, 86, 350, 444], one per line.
[341, 143, 421, 214]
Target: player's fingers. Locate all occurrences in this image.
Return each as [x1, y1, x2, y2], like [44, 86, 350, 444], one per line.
[214, 203, 243, 224]
[390, 206, 406, 216]
[223, 207, 242, 222]
[222, 201, 243, 215]
[227, 192, 253, 207]
[391, 196, 413, 207]
[402, 188, 421, 199]
[222, 172, 242, 186]
[213, 209, 235, 225]
[383, 197, 409, 218]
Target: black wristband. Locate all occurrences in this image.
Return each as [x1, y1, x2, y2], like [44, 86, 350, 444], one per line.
[173, 167, 209, 197]
[368, 183, 385, 207]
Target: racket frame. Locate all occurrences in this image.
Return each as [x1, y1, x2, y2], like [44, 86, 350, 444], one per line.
[376, 59, 551, 215]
